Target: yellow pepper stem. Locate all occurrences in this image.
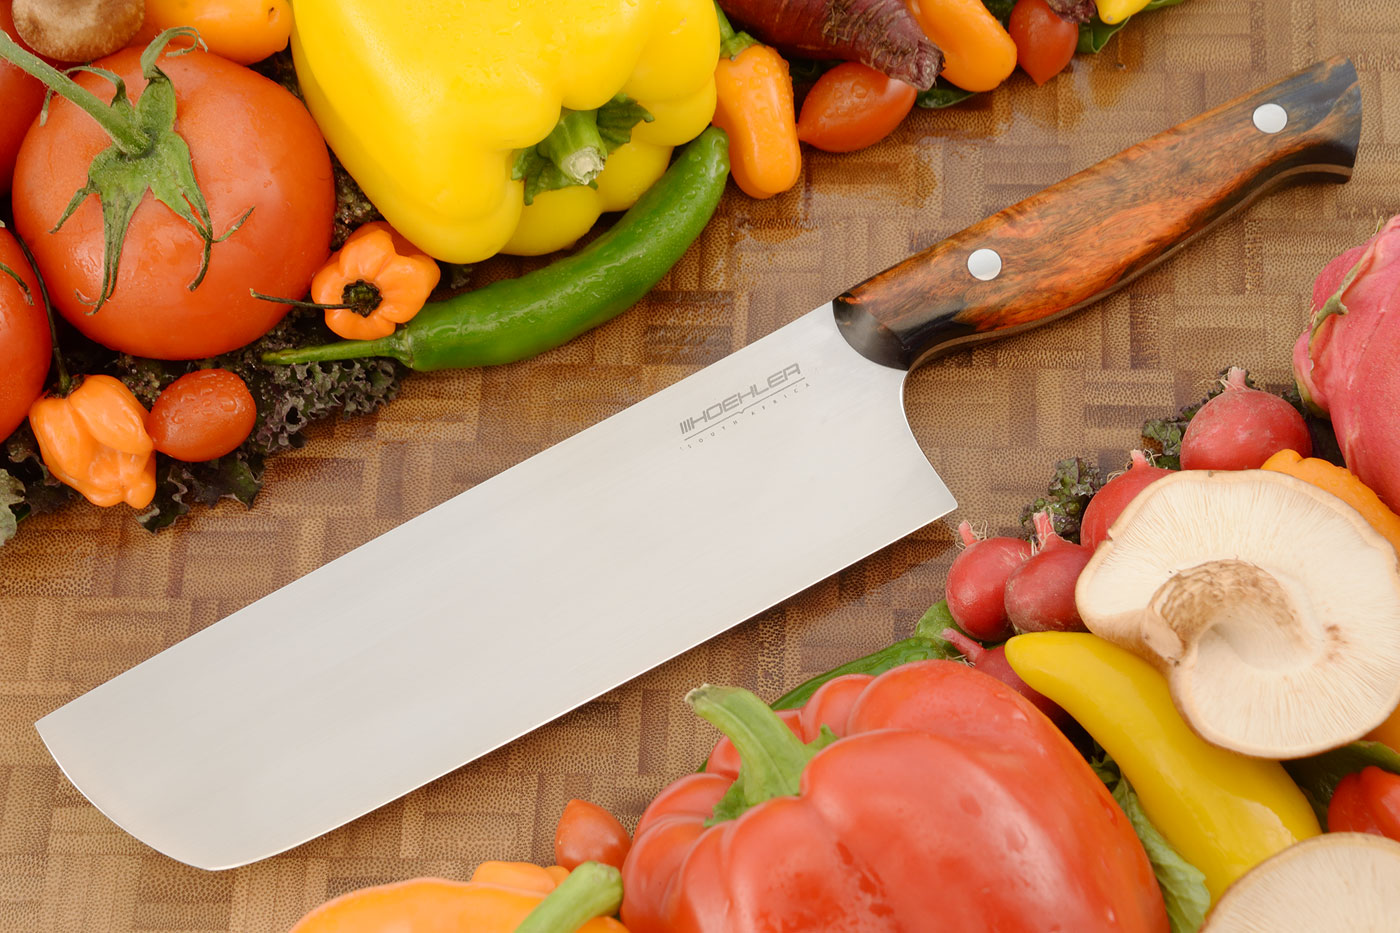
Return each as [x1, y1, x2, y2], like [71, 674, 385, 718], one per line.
[538, 110, 608, 187]
[514, 862, 622, 933]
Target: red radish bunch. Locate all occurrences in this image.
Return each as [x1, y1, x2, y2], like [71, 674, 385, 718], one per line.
[941, 627, 1070, 729]
[944, 520, 1032, 641]
[1004, 511, 1092, 634]
[1079, 451, 1174, 551]
[1179, 367, 1311, 471]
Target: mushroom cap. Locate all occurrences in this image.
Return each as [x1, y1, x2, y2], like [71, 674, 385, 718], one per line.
[1204, 833, 1400, 932]
[1076, 469, 1400, 759]
[13, 0, 144, 63]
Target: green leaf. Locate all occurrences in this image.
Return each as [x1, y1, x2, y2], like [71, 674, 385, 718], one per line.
[1079, 0, 1190, 54]
[982, 0, 1016, 22]
[1112, 777, 1210, 933]
[1283, 741, 1400, 828]
[136, 451, 264, 532]
[1077, 16, 1130, 54]
[786, 58, 839, 83]
[1020, 457, 1103, 542]
[771, 602, 962, 710]
[916, 86, 979, 109]
[1093, 753, 1209, 933]
[0, 469, 23, 547]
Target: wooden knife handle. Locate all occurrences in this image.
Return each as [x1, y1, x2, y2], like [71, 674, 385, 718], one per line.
[834, 56, 1362, 370]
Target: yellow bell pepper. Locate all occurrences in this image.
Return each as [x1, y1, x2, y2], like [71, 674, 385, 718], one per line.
[290, 0, 719, 263]
[1005, 632, 1320, 902]
[1096, 0, 1154, 24]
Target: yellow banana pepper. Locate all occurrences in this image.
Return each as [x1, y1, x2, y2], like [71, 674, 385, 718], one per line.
[1004, 632, 1320, 902]
[290, 0, 719, 263]
[1096, 0, 1154, 24]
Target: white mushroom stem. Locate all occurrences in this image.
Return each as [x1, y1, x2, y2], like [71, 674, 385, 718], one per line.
[1143, 560, 1316, 668]
[1204, 834, 1400, 932]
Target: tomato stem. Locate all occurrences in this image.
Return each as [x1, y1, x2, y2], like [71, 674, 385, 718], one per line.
[0, 32, 151, 156]
[11, 227, 72, 396]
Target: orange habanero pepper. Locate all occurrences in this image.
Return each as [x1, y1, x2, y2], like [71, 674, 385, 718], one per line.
[710, 4, 801, 199]
[312, 221, 441, 342]
[29, 374, 156, 509]
[289, 860, 629, 933]
[1262, 449, 1400, 555]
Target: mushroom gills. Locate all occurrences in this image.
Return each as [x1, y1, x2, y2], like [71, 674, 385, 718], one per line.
[1203, 833, 1400, 932]
[1076, 470, 1400, 759]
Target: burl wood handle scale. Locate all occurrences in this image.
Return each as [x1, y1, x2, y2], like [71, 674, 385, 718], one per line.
[835, 56, 1361, 370]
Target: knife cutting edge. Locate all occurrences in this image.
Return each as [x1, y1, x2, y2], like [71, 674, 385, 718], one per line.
[35, 56, 1360, 870]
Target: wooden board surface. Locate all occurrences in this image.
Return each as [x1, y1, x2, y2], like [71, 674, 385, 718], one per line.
[3, 1, 1399, 929]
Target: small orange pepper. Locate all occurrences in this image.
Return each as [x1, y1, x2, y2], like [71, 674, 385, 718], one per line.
[28, 375, 156, 509]
[312, 221, 441, 342]
[138, 0, 293, 65]
[289, 860, 628, 933]
[710, 4, 801, 200]
[1262, 449, 1400, 555]
[906, 0, 1019, 93]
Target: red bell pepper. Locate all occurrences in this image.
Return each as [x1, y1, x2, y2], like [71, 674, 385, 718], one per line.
[621, 661, 1168, 932]
[1328, 766, 1400, 839]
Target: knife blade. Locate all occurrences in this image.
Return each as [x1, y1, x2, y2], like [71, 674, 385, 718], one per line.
[36, 56, 1360, 871]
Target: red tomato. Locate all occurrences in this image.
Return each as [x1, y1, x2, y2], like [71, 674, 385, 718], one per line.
[796, 62, 917, 154]
[147, 368, 256, 462]
[13, 45, 333, 361]
[1008, 0, 1079, 86]
[553, 799, 632, 870]
[0, 226, 50, 439]
[0, 2, 45, 195]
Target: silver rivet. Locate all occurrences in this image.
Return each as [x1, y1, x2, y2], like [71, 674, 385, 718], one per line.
[967, 248, 1002, 281]
[1252, 103, 1287, 134]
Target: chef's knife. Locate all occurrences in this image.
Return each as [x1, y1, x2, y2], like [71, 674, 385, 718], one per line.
[36, 57, 1360, 870]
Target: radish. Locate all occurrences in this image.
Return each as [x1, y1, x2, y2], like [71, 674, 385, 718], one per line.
[1004, 511, 1092, 634]
[1079, 451, 1174, 551]
[941, 627, 1070, 729]
[1179, 367, 1311, 471]
[944, 520, 1031, 641]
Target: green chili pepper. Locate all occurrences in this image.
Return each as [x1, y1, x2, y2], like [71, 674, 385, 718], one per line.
[771, 601, 961, 710]
[262, 127, 730, 371]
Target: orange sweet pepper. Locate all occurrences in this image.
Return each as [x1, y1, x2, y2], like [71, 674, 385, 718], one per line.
[312, 221, 442, 342]
[906, 0, 1018, 92]
[28, 374, 156, 509]
[1262, 449, 1400, 555]
[289, 860, 628, 933]
[710, 4, 801, 200]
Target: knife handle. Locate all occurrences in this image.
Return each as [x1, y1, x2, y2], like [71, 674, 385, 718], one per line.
[833, 56, 1361, 371]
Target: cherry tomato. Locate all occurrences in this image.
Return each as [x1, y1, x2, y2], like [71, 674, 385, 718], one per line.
[147, 368, 256, 462]
[1008, 0, 1080, 86]
[554, 799, 632, 870]
[0, 2, 45, 195]
[0, 226, 50, 440]
[796, 63, 917, 154]
[138, 0, 292, 66]
[13, 45, 333, 360]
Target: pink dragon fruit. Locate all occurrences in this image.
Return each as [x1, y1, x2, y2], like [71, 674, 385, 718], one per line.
[1293, 215, 1400, 512]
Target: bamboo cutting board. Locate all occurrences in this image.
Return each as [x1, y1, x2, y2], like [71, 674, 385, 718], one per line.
[3, 2, 1399, 929]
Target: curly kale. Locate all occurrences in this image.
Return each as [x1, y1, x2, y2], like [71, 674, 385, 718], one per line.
[1020, 457, 1103, 543]
[2, 310, 404, 538]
